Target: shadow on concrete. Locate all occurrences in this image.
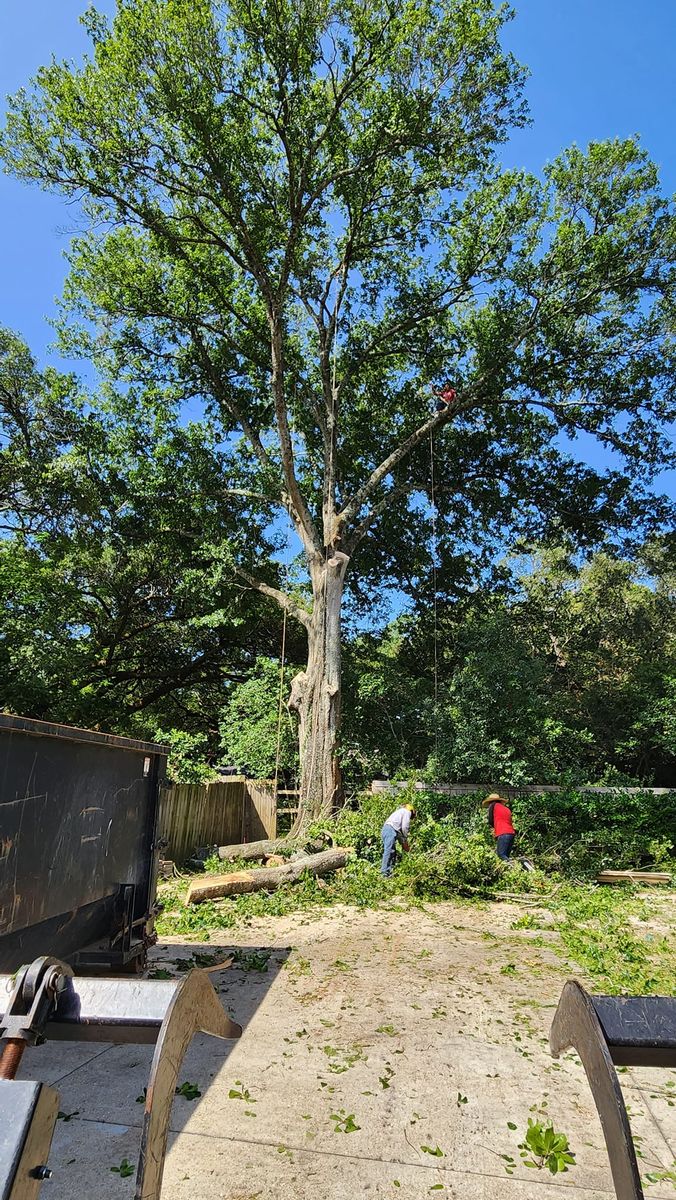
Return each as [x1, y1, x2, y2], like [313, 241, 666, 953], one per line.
[14, 938, 290, 1196]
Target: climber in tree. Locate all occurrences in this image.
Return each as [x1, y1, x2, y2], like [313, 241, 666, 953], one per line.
[435, 381, 457, 412]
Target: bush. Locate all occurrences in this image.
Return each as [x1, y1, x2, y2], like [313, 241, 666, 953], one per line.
[405, 832, 503, 898]
[318, 784, 676, 883]
[511, 788, 676, 876]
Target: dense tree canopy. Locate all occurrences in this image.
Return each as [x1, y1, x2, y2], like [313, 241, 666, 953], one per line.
[0, 327, 293, 740]
[338, 544, 676, 787]
[2, 1, 676, 815]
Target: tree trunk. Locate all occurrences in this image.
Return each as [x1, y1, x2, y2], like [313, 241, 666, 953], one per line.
[186, 848, 351, 903]
[289, 550, 349, 828]
[218, 836, 328, 862]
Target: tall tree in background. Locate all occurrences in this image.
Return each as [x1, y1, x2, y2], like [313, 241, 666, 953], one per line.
[0, 326, 85, 534]
[427, 545, 676, 785]
[3, 0, 675, 822]
[0, 326, 289, 739]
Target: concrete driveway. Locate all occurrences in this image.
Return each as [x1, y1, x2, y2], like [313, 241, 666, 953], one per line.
[17, 900, 676, 1198]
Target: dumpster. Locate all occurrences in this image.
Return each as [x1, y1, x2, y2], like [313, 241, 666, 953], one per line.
[0, 714, 168, 973]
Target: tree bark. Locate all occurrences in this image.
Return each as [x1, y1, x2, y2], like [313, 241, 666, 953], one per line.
[289, 550, 349, 829]
[217, 837, 304, 863]
[186, 848, 351, 903]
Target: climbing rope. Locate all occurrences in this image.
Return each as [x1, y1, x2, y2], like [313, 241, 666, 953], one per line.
[273, 604, 288, 800]
[429, 428, 440, 765]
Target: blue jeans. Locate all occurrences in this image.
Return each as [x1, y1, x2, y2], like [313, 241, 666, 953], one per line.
[496, 833, 515, 861]
[381, 824, 398, 876]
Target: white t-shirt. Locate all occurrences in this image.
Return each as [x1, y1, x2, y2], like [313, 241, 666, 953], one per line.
[385, 806, 411, 838]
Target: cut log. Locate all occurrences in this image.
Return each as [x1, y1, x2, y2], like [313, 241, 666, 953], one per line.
[217, 837, 307, 862]
[217, 836, 327, 862]
[187, 848, 352, 904]
[597, 870, 671, 885]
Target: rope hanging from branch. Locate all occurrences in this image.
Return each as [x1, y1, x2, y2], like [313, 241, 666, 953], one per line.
[429, 428, 440, 765]
[273, 605, 288, 799]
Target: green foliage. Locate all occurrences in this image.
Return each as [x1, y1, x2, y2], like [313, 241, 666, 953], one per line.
[232, 949, 271, 972]
[318, 790, 403, 861]
[551, 886, 676, 995]
[511, 787, 676, 876]
[508, 1120, 576, 1175]
[0, 324, 86, 533]
[156, 729, 216, 783]
[0, 399, 283, 742]
[405, 834, 503, 899]
[324, 783, 675, 881]
[340, 624, 432, 779]
[228, 1081, 256, 1103]
[330, 1109, 361, 1134]
[220, 658, 299, 779]
[427, 548, 676, 788]
[644, 1162, 676, 1187]
[110, 1159, 134, 1178]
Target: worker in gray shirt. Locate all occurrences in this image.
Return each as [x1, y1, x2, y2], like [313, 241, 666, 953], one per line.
[381, 802, 416, 877]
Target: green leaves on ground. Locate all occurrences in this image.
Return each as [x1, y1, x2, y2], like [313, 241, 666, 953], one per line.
[228, 1081, 256, 1104]
[330, 1109, 361, 1134]
[232, 949, 271, 972]
[508, 1119, 576, 1175]
[110, 1159, 135, 1178]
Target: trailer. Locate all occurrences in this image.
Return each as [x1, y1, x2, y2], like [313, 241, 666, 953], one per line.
[0, 714, 168, 973]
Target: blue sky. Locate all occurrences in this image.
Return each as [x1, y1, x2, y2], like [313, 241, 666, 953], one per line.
[1, 1, 675, 495]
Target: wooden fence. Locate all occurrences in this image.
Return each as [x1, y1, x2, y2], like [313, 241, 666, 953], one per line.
[371, 780, 673, 796]
[159, 777, 277, 863]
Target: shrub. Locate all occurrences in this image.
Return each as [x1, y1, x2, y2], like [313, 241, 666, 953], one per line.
[405, 832, 503, 898]
[512, 788, 676, 876]
[317, 784, 675, 882]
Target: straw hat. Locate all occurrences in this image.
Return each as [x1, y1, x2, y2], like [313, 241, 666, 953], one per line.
[481, 792, 502, 807]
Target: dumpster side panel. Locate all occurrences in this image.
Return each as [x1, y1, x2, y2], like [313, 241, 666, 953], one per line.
[0, 719, 166, 970]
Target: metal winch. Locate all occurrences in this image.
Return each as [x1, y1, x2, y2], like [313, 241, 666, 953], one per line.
[0, 956, 241, 1200]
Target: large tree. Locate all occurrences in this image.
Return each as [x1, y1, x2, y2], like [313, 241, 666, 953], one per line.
[3, 0, 675, 821]
[0, 326, 289, 740]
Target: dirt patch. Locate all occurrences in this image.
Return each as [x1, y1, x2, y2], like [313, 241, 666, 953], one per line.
[16, 897, 676, 1200]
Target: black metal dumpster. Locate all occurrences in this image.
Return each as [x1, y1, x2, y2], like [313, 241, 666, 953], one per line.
[0, 715, 168, 973]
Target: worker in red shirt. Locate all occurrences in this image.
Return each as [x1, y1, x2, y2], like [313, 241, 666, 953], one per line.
[434, 381, 456, 412]
[482, 793, 516, 860]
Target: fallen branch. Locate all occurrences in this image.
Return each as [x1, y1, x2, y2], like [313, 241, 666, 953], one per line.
[187, 848, 352, 904]
[217, 837, 305, 863]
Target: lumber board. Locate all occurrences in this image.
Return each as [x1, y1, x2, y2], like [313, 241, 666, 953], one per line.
[597, 870, 671, 885]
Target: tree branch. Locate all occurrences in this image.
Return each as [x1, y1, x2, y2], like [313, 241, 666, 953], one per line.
[233, 563, 310, 629]
[340, 400, 458, 527]
[268, 313, 323, 556]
